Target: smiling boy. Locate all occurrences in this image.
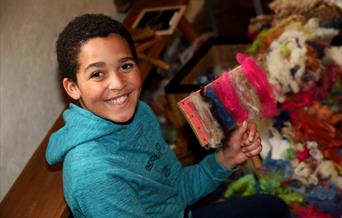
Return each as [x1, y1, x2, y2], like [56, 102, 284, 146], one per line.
[46, 14, 289, 218]
[63, 33, 141, 123]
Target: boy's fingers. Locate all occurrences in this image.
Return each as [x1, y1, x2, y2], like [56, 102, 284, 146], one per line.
[244, 142, 262, 157]
[240, 122, 257, 146]
[242, 137, 261, 152]
[246, 123, 257, 142]
[244, 147, 262, 158]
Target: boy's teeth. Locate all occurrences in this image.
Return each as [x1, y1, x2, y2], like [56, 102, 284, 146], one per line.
[107, 95, 127, 105]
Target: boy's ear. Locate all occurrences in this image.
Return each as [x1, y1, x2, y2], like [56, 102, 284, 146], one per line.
[63, 78, 81, 100]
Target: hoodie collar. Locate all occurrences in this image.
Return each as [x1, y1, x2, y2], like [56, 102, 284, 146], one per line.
[46, 102, 141, 165]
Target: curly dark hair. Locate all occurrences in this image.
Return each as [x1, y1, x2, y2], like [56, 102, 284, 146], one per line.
[56, 14, 137, 82]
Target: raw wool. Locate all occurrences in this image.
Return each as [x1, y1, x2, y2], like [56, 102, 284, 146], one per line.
[260, 127, 292, 160]
[328, 0, 342, 8]
[305, 2, 342, 26]
[222, 1, 342, 214]
[302, 18, 339, 41]
[266, 29, 307, 102]
[248, 13, 338, 55]
[248, 14, 274, 37]
[268, 0, 342, 25]
[247, 15, 306, 55]
[271, 15, 307, 32]
[324, 46, 342, 67]
[189, 93, 224, 149]
[264, 17, 337, 102]
[269, 0, 321, 17]
[230, 68, 261, 121]
[236, 53, 279, 118]
[307, 101, 340, 124]
[260, 110, 342, 188]
[293, 161, 319, 186]
[204, 87, 236, 131]
[212, 73, 249, 123]
[314, 160, 342, 188]
[296, 142, 342, 189]
[306, 141, 324, 162]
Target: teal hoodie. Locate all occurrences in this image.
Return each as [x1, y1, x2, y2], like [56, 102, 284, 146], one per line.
[46, 101, 235, 217]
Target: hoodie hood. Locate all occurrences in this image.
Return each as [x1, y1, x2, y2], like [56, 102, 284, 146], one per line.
[46, 103, 136, 165]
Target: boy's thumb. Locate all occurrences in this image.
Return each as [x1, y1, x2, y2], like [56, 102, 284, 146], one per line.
[238, 120, 248, 135]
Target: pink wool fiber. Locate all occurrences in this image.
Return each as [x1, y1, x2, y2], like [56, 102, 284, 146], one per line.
[236, 53, 278, 118]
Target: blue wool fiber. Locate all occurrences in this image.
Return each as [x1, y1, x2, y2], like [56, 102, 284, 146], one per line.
[205, 87, 236, 130]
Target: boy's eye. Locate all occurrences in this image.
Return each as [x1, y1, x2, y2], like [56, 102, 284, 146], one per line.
[121, 63, 134, 70]
[90, 71, 103, 78]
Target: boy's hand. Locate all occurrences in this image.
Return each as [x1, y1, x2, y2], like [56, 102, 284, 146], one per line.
[216, 121, 262, 169]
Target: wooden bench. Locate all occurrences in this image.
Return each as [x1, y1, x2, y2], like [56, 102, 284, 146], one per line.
[0, 114, 70, 218]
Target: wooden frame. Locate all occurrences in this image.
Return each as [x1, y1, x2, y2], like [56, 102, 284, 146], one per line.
[131, 5, 187, 35]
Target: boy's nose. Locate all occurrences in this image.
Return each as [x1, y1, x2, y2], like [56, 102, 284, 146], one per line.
[108, 73, 125, 90]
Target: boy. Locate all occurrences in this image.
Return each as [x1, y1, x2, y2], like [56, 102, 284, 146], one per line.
[46, 14, 289, 217]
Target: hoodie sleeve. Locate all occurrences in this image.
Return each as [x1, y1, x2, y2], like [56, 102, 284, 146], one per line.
[165, 149, 236, 205]
[140, 102, 237, 205]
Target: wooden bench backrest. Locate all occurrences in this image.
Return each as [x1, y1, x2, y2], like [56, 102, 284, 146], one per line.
[0, 113, 70, 218]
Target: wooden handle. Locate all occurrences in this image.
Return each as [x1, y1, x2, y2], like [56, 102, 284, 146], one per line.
[251, 155, 262, 169]
[242, 122, 263, 169]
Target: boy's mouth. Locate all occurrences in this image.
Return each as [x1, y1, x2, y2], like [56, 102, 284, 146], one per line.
[105, 94, 129, 105]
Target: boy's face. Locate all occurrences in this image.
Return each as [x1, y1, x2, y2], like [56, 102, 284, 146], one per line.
[63, 33, 142, 123]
